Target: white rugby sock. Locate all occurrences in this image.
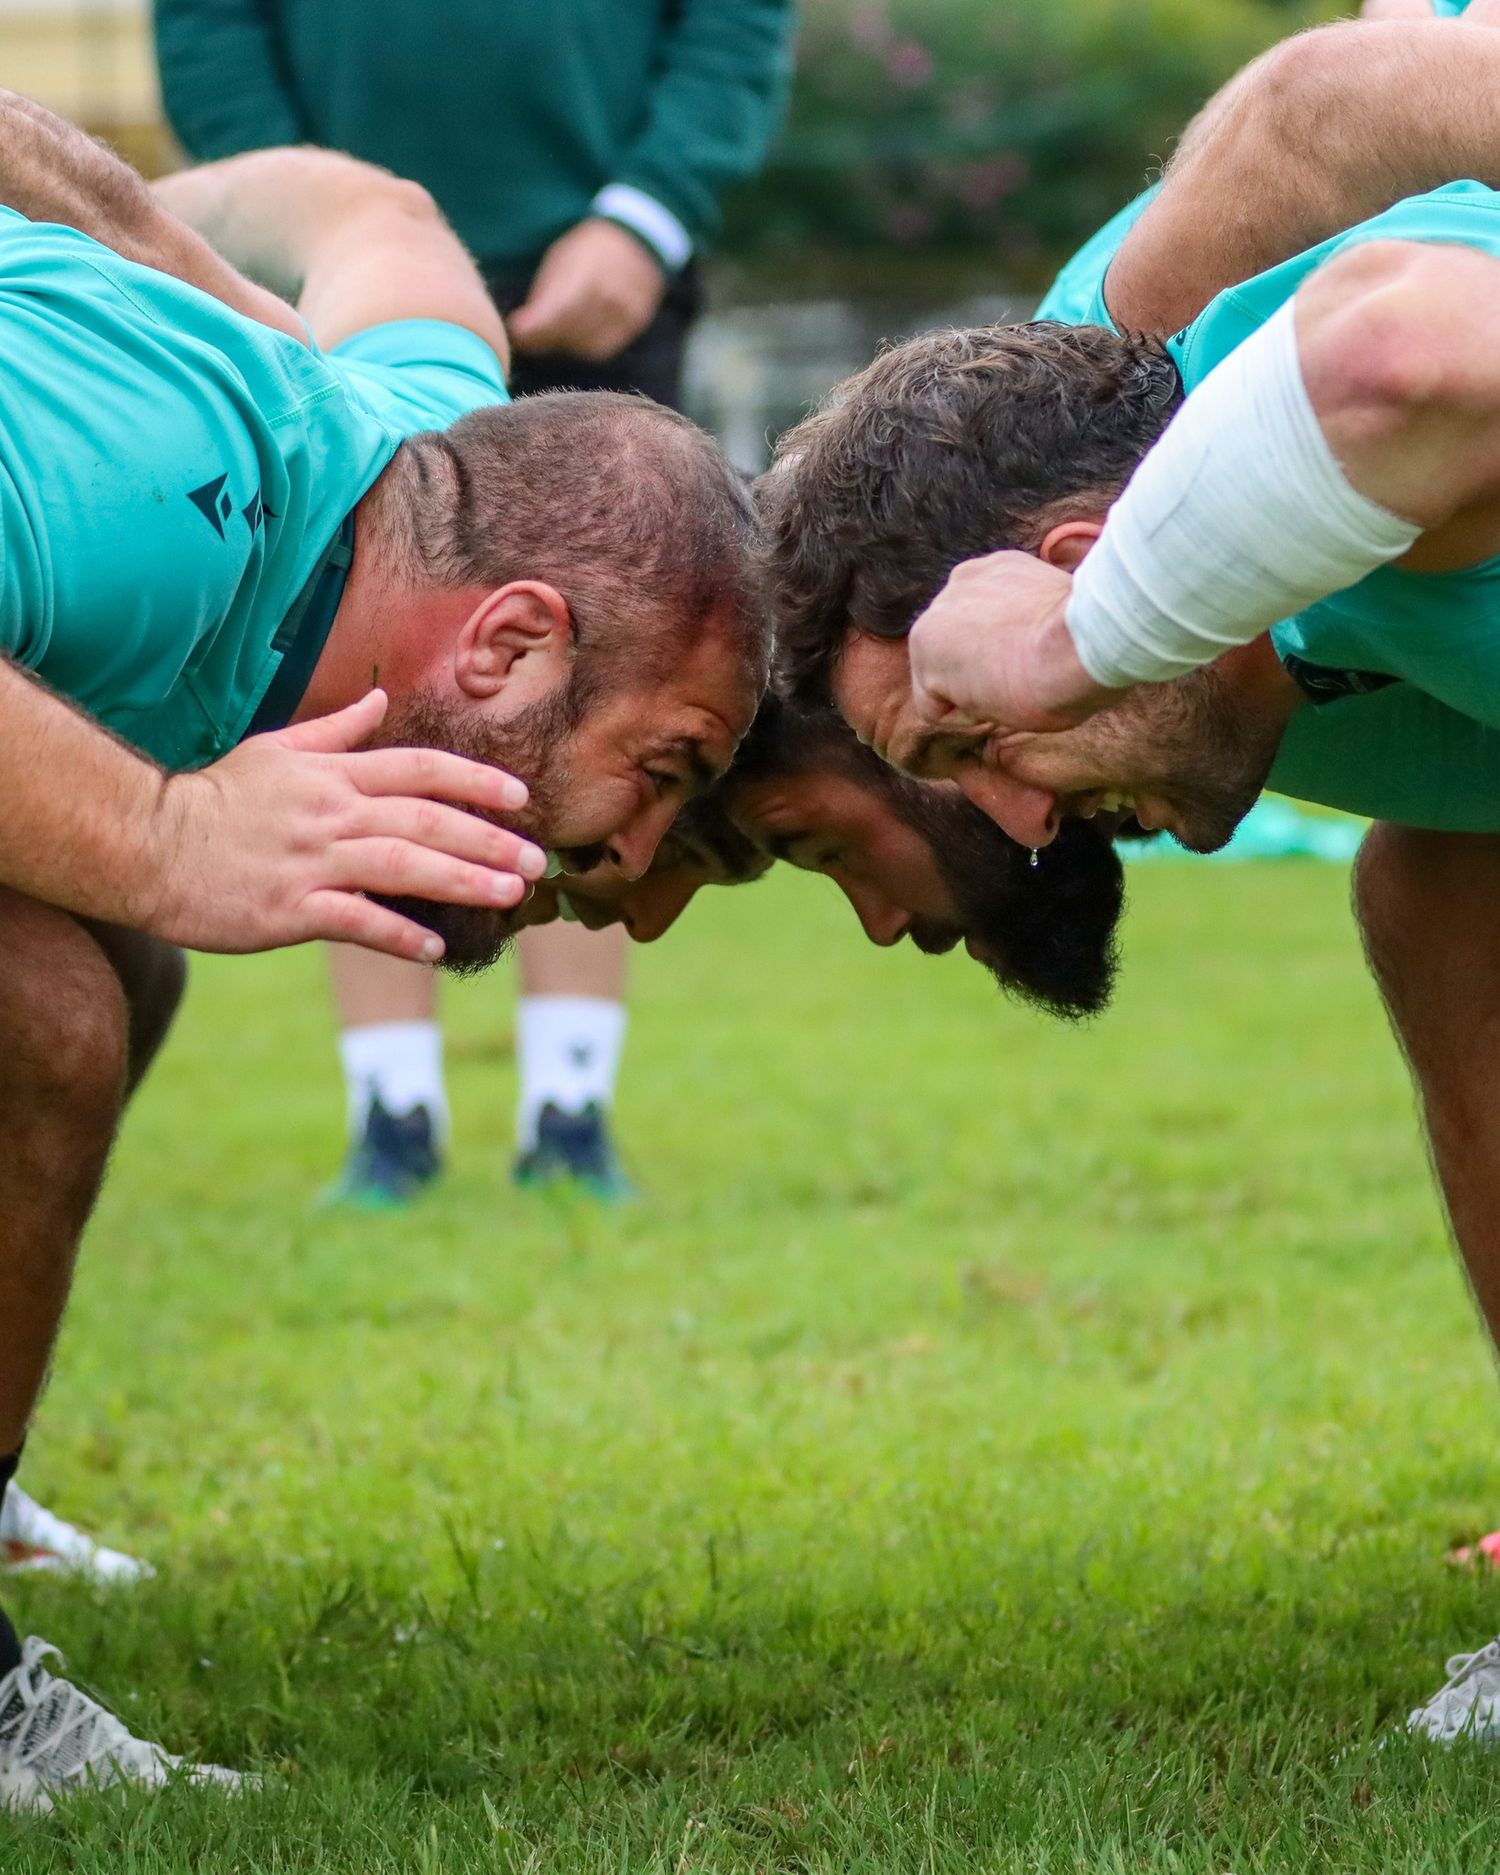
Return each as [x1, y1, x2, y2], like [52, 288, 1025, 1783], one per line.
[338, 1019, 448, 1138]
[515, 995, 627, 1149]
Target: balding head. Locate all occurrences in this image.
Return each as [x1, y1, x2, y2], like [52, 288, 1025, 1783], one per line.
[396, 389, 767, 692]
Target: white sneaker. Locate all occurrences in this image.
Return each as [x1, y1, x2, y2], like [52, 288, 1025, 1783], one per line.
[0, 1637, 246, 1812]
[0, 1488, 153, 1586]
[1407, 1635, 1500, 1743]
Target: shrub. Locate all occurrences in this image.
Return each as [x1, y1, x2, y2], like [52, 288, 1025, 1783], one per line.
[724, 0, 1340, 271]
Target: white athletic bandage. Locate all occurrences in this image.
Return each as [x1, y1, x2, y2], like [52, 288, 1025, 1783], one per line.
[1065, 300, 1422, 689]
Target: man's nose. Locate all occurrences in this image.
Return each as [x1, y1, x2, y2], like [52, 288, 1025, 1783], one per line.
[626, 878, 702, 943]
[605, 800, 679, 882]
[842, 883, 912, 948]
[957, 767, 1060, 848]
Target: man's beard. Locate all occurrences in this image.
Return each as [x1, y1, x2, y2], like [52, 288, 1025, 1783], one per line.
[1090, 663, 1283, 856]
[898, 783, 1125, 1020]
[368, 682, 583, 974]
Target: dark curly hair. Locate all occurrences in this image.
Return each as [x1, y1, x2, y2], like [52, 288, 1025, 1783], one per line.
[759, 321, 1182, 703]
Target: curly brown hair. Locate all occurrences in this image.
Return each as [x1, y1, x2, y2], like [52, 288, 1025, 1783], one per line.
[759, 321, 1181, 703]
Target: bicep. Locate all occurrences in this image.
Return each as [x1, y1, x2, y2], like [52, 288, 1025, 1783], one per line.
[296, 188, 510, 374]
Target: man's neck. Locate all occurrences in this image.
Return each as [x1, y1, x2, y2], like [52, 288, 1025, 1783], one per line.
[1219, 635, 1306, 732]
[295, 482, 425, 722]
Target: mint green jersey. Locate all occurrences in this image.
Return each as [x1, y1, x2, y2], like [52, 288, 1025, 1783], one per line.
[1168, 183, 1500, 732]
[1035, 170, 1500, 830]
[0, 207, 508, 771]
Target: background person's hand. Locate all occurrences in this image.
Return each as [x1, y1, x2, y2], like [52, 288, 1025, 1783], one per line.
[908, 552, 1119, 735]
[507, 218, 667, 363]
[142, 690, 546, 962]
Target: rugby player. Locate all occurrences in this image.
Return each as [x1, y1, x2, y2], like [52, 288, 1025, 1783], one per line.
[558, 700, 1126, 1019]
[0, 97, 762, 1807]
[762, 13, 1500, 1743]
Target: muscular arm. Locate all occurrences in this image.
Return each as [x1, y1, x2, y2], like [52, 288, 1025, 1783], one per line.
[0, 89, 303, 339]
[155, 150, 510, 364]
[0, 658, 544, 961]
[1107, 20, 1500, 334]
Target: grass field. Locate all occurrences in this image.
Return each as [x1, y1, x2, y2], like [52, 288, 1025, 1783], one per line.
[8, 857, 1500, 1871]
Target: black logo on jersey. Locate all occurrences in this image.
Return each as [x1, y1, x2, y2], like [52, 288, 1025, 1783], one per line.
[187, 473, 276, 541]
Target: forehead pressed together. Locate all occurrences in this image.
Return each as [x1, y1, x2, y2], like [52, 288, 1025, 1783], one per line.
[360, 390, 769, 968]
[555, 697, 1128, 1020]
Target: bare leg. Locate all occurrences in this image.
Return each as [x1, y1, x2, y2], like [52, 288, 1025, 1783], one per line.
[515, 919, 628, 998]
[1355, 824, 1500, 1347]
[326, 944, 437, 1027]
[78, 918, 187, 1098]
[0, 889, 134, 1453]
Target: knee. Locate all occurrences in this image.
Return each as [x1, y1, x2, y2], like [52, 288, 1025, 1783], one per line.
[1354, 825, 1500, 1011]
[0, 896, 128, 1134]
[85, 925, 187, 1088]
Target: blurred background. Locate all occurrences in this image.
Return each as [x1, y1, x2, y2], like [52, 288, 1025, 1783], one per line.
[6, 0, 1339, 459]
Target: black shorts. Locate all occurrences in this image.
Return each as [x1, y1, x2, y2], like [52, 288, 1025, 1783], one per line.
[481, 258, 702, 414]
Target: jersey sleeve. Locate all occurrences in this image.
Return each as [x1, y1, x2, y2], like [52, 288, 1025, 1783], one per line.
[1033, 187, 1159, 330]
[328, 319, 511, 435]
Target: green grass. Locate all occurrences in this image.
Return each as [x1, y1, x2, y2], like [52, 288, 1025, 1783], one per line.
[9, 860, 1500, 1871]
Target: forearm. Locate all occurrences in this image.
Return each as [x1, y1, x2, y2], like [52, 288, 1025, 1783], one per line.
[1110, 21, 1500, 332]
[0, 89, 303, 337]
[152, 149, 384, 302]
[0, 659, 176, 933]
[155, 151, 508, 360]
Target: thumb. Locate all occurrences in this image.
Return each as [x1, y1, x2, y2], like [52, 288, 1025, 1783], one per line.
[270, 688, 389, 754]
[508, 279, 569, 351]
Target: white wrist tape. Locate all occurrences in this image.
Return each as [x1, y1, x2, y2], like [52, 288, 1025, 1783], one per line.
[1065, 300, 1422, 689]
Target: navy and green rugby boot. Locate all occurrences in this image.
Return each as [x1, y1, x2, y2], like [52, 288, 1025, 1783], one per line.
[512, 1101, 634, 1201]
[324, 1098, 442, 1209]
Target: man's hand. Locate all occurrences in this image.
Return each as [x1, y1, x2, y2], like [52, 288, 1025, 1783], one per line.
[508, 219, 667, 363]
[908, 553, 1119, 735]
[144, 691, 546, 961]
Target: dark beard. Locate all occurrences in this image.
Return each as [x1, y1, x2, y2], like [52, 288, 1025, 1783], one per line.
[1119, 663, 1282, 856]
[368, 682, 584, 974]
[899, 783, 1124, 1020]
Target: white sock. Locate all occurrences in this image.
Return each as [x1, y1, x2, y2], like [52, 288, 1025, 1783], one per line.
[514, 995, 627, 1149]
[338, 1020, 448, 1140]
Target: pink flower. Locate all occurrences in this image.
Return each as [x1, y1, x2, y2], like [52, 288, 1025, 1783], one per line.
[957, 154, 1028, 210]
[848, 2, 893, 53]
[886, 39, 935, 87]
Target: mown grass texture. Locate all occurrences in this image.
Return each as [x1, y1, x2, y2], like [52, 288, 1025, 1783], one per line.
[8, 858, 1500, 1871]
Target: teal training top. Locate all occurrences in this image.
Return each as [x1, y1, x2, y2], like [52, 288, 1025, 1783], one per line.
[0, 206, 508, 771]
[1034, 169, 1500, 829]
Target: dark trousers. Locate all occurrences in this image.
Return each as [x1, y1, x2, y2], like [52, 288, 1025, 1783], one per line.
[481, 259, 702, 414]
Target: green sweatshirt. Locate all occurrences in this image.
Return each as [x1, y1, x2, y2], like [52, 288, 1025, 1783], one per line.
[153, 0, 795, 272]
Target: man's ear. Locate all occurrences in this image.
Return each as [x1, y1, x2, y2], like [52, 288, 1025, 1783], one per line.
[455, 581, 572, 701]
[1037, 517, 1105, 573]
